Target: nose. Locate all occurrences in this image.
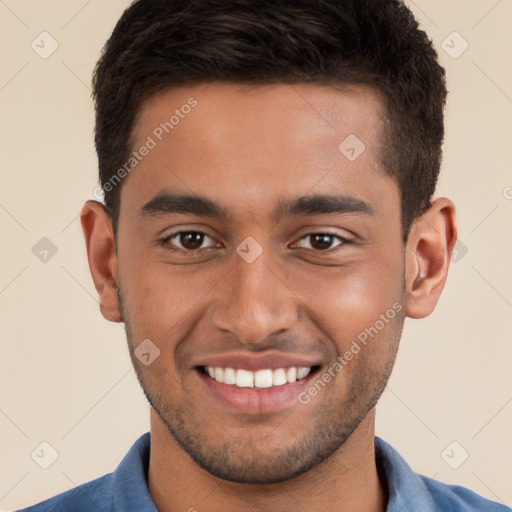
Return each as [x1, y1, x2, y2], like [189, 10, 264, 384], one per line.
[209, 252, 299, 344]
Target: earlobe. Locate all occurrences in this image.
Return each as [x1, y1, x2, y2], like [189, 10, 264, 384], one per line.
[80, 200, 123, 323]
[405, 198, 457, 319]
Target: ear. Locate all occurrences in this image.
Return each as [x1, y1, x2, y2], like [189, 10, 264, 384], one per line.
[80, 200, 123, 323]
[405, 198, 457, 319]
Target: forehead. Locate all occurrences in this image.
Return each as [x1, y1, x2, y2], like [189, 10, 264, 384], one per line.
[123, 82, 395, 217]
[134, 81, 384, 150]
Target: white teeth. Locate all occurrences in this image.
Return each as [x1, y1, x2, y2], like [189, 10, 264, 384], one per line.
[235, 369, 254, 388]
[286, 367, 297, 383]
[204, 365, 313, 388]
[272, 368, 287, 386]
[297, 367, 311, 379]
[224, 367, 236, 385]
[254, 369, 273, 388]
[214, 367, 224, 382]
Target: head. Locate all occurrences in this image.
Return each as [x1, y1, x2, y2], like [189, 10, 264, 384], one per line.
[82, 0, 456, 484]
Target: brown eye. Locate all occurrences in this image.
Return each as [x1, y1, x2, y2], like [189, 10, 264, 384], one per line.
[310, 234, 335, 250]
[296, 233, 345, 251]
[162, 231, 219, 252]
[179, 232, 205, 250]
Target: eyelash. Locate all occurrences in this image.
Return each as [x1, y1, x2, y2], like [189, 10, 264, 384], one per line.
[159, 230, 352, 254]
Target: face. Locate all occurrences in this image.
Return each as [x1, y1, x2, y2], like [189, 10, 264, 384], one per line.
[115, 83, 406, 483]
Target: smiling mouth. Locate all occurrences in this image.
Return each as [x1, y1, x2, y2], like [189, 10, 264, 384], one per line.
[199, 365, 321, 389]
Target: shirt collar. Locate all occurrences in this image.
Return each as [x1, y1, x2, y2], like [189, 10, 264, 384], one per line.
[375, 436, 437, 511]
[112, 432, 158, 512]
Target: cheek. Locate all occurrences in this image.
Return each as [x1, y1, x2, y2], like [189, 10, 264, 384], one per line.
[292, 252, 405, 350]
[296, 266, 405, 399]
[119, 256, 220, 344]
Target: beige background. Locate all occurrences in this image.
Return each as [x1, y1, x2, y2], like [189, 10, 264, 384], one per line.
[1, 0, 511, 510]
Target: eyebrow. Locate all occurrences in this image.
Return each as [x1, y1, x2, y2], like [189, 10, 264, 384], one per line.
[140, 193, 227, 220]
[139, 191, 375, 221]
[276, 194, 375, 219]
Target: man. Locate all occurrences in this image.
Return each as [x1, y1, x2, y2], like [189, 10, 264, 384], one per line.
[18, 0, 509, 511]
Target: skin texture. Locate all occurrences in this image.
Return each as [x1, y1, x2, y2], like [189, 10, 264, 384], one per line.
[81, 82, 457, 512]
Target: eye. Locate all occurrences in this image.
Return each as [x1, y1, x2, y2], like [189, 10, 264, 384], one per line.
[161, 231, 220, 252]
[295, 233, 348, 251]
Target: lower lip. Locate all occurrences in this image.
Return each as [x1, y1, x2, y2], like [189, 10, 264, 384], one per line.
[196, 369, 317, 415]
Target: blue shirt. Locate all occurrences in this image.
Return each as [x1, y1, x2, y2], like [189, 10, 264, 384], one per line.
[17, 433, 509, 512]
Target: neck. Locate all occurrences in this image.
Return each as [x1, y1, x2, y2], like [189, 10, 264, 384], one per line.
[147, 408, 387, 512]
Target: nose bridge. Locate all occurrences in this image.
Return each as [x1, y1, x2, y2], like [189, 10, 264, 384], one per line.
[210, 251, 298, 344]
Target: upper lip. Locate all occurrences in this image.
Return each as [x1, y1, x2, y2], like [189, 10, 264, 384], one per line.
[192, 351, 322, 371]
